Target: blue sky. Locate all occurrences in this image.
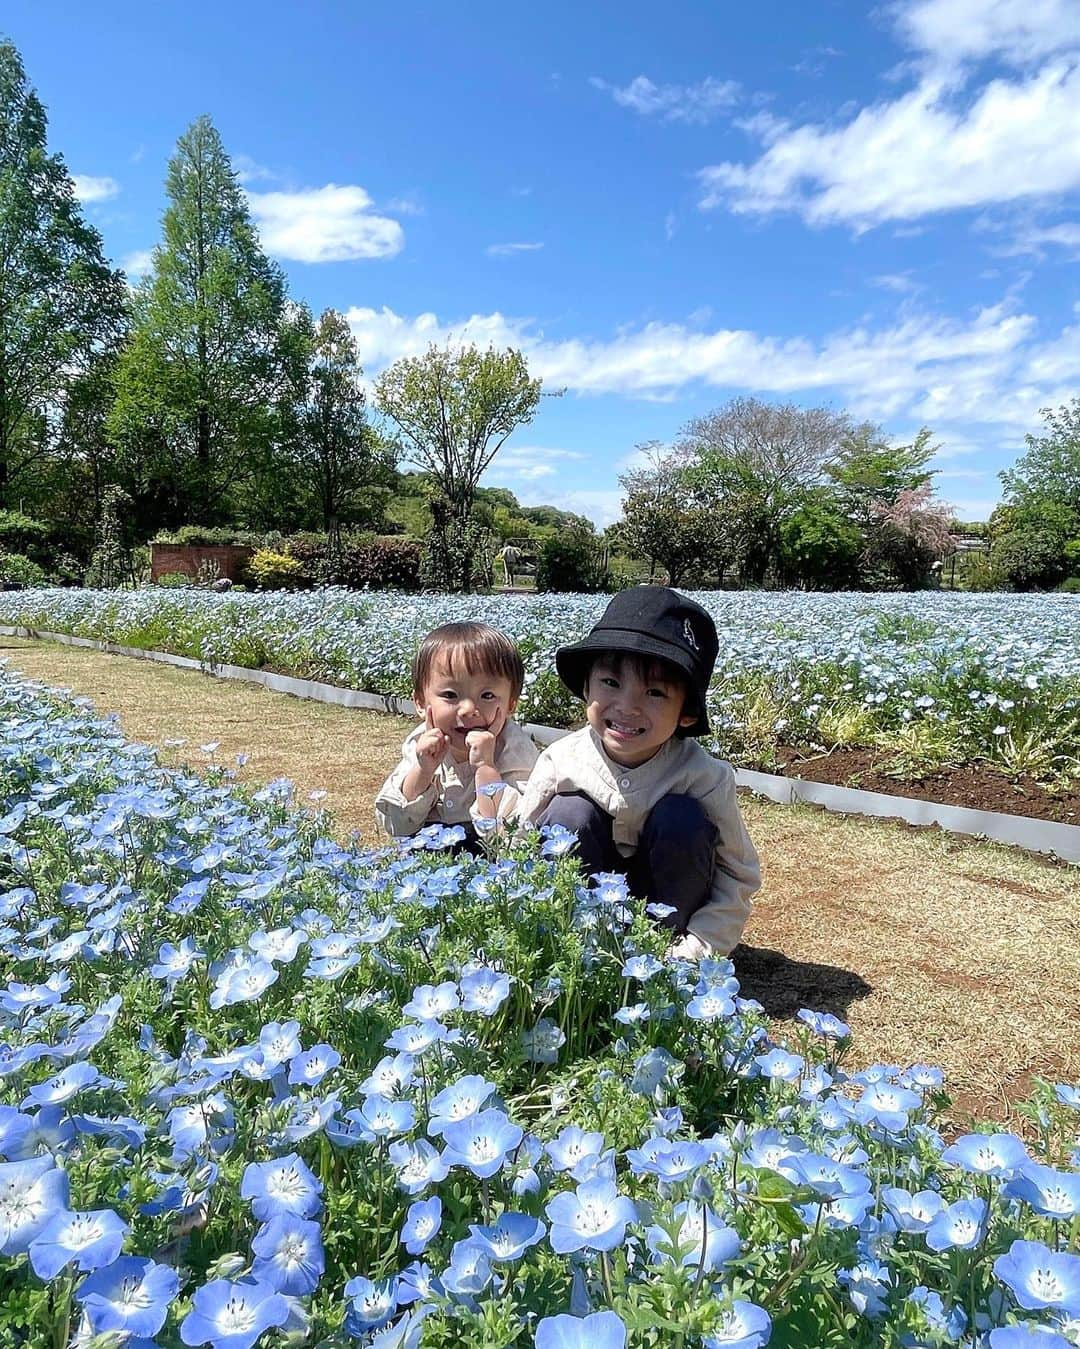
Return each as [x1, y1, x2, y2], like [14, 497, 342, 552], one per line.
[7, 0, 1079, 524]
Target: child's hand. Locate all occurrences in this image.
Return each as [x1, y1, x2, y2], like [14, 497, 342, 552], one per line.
[415, 706, 449, 772]
[466, 705, 506, 768]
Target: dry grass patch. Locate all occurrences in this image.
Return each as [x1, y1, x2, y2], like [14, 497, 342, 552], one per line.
[3, 636, 1078, 1125]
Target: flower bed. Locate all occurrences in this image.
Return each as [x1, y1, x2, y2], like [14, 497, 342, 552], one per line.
[0, 665, 1077, 1347]
[1, 588, 1078, 789]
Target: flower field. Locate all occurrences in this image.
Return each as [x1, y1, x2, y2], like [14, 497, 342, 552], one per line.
[1, 664, 1079, 1347]
[1, 587, 1079, 786]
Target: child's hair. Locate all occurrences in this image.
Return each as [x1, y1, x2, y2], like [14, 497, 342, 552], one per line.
[412, 622, 525, 702]
[585, 650, 698, 736]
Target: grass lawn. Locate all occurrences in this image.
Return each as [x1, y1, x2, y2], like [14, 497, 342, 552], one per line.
[3, 633, 1077, 1127]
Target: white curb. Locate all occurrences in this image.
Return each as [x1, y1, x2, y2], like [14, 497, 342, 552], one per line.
[3, 624, 1078, 863]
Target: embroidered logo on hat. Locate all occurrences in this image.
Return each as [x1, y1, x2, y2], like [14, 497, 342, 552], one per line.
[683, 618, 699, 651]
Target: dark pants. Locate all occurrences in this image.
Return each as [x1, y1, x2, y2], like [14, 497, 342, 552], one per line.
[538, 791, 715, 933]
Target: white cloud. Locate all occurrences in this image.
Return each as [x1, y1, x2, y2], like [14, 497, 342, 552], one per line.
[590, 74, 740, 124]
[72, 174, 119, 203]
[994, 221, 1080, 256]
[247, 185, 404, 262]
[698, 61, 1080, 228]
[486, 241, 545, 257]
[894, 0, 1080, 67]
[121, 249, 154, 279]
[385, 192, 424, 216]
[234, 154, 277, 185]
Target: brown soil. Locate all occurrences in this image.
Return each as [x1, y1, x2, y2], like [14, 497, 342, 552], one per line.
[768, 746, 1080, 824]
[3, 637, 1079, 1129]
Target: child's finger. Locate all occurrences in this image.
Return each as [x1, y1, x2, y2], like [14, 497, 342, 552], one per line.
[490, 705, 507, 738]
[425, 706, 435, 730]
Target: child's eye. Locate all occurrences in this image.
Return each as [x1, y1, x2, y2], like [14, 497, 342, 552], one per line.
[481, 691, 496, 700]
[438, 690, 457, 701]
[647, 687, 669, 699]
[600, 676, 619, 688]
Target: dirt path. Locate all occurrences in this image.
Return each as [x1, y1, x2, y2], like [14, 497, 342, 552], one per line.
[3, 635, 1078, 1126]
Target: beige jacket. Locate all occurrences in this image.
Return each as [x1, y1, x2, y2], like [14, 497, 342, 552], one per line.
[375, 719, 539, 838]
[517, 726, 760, 956]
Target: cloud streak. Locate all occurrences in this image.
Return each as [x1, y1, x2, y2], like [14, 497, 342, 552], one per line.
[590, 74, 739, 124]
[247, 185, 404, 262]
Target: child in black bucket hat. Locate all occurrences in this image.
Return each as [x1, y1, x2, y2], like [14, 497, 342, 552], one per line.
[517, 586, 760, 959]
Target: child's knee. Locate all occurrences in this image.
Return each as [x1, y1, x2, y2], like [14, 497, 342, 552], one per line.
[539, 791, 607, 835]
[643, 793, 714, 848]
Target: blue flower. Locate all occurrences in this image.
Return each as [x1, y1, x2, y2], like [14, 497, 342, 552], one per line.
[458, 966, 511, 1015]
[354, 1094, 415, 1141]
[753, 1048, 805, 1082]
[428, 1076, 497, 1137]
[535, 1310, 626, 1349]
[20, 1062, 102, 1109]
[645, 1201, 740, 1273]
[940, 1132, 1029, 1177]
[796, 1009, 850, 1040]
[988, 1326, 1073, 1348]
[179, 1277, 290, 1349]
[401, 981, 459, 1021]
[468, 1210, 546, 1262]
[400, 1197, 442, 1255]
[388, 1138, 450, 1194]
[441, 1109, 523, 1179]
[1004, 1165, 1080, 1219]
[881, 1186, 944, 1233]
[29, 1207, 129, 1279]
[1054, 1084, 1080, 1110]
[343, 1276, 400, 1335]
[621, 954, 663, 982]
[686, 985, 736, 1021]
[546, 1178, 637, 1254]
[993, 1240, 1080, 1312]
[256, 1020, 302, 1067]
[250, 1214, 324, 1295]
[208, 959, 278, 1010]
[926, 1198, 988, 1252]
[287, 1044, 341, 1087]
[440, 1238, 495, 1296]
[76, 1255, 179, 1338]
[0, 1156, 70, 1255]
[547, 1126, 606, 1175]
[855, 1081, 922, 1132]
[240, 1154, 322, 1220]
[702, 1300, 772, 1349]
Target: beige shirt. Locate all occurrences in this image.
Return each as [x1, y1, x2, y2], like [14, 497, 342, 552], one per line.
[517, 726, 760, 956]
[375, 719, 539, 838]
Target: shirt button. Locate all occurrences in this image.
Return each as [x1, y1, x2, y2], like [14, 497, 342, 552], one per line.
[445, 798, 455, 808]
[619, 777, 631, 788]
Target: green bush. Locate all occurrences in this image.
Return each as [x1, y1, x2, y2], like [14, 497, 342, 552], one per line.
[155, 572, 194, 588]
[0, 511, 49, 564]
[152, 525, 269, 548]
[282, 533, 422, 590]
[990, 528, 1070, 591]
[1057, 576, 1080, 594]
[0, 551, 47, 587]
[536, 530, 607, 593]
[245, 548, 305, 590]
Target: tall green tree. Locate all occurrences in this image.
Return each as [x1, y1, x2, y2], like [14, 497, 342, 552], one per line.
[110, 115, 293, 527]
[1000, 398, 1080, 522]
[0, 41, 126, 506]
[374, 344, 542, 591]
[292, 307, 394, 532]
[825, 425, 937, 527]
[619, 442, 721, 586]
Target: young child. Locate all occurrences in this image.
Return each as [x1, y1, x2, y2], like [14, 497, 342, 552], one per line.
[375, 621, 539, 845]
[517, 587, 760, 958]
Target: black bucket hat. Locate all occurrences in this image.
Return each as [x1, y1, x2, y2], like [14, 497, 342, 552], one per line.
[555, 586, 719, 738]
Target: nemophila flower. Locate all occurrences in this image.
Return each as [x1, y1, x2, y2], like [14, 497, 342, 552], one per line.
[248, 927, 305, 964]
[926, 1197, 988, 1252]
[150, 937, 203, 983]
[469, 1211, 546, 1262]
[441, 1108, 523, 1179]
[167, 1096, 233, 1163]
[781, 1151, 870, 1201]
[838, 1259, 892, 1318]
[179, 1277, 290, 1349]
[855, 1081, 922, 1132]
[257, 1021, 302, 1068]
[907, 1286, 966, 1343]
[901, 1063, 945, 1090]
[402, 981, 459, 1021]
[428, 1076, 496, 1137]
[547, 1126, 606, 1175]
[989, 1327, 1074, 1348]
[754, 1048, 805, 1082]
[282, 1092, 340, 1143]
[208, 959, 278, 1010]
[305, 952, 360, 980]
[631, 1046, 680, 1098]
[241, 1154, 322, 1220]
[546, 1178, 637, 1254]
[702, 1300, 772, 1349]
[395, 1261, 440, 1307]
[1005, 1165, 1080, 1219]
[250, 1213, 324, 1295]
[687, 985, 736, 1021]
[626, 1136, 711, 1183]
[355, 1094, 415, 1141]
[540, 824, 578, 857]
[646, 1201, 740, 1272]
[941, 1132, 1029, 1177]
[29, 1207, 128, 1279]
[287, 1044, 341, 1088]
[521, 1018, 565, 1065]
[360, 1053, 416, 1098]
[400, 1197, 442, 1255]
[458, 966, 510, 1015]
[881, 1186, 944, 1233]
[389, 1139, 450, 1194]
[168, 877, 210, 915]
[1054, 1083, 1080, 1109]
[993, 1241, 1080, 1312]
[0, 1155, 70, 1254]
[76, 1255, 179, 1338]
[384, 1020, 447, 1056]
[621, 953, 663, 982]
[536, 1310, 627, 1349]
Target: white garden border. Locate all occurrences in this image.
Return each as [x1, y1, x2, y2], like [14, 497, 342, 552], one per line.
[3, 624, 1079, 864]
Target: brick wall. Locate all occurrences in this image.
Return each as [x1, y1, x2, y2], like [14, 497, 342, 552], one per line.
[150, 543, 254, 583]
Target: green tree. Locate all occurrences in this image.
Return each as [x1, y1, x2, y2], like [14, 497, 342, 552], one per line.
[1000, 399, 1080, 520]
[619, 443, 720, 586]
[110, 115, 293, 527]
[374, 344, 542, 591]
[779, 489, 863, 590]
[825, 425, 937, 527]
[291, 307, 394, 533]
[0, 41, 126, 506]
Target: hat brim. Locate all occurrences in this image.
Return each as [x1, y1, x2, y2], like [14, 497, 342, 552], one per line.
[555, 628, 711, 737]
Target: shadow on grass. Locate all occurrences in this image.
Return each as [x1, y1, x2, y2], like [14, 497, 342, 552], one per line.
[732, 944, 872, 1022]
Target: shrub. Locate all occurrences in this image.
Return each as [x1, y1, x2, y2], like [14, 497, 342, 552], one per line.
[0, 511, 49, 564]
[1057, 576, 1080, 593]
[990, 528, 1069, 591]
[155, 571, 194, 588]
[283, 533, 422, 590]
[152, 525, 270, 548]
[536, 529, 607, 593]
[0, 551, 46, 587]
[245, 548, 305, 590]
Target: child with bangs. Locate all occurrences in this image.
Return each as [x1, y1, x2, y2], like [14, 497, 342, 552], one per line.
[375, 621, 538, 847]
[517, 587, 760, 959]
